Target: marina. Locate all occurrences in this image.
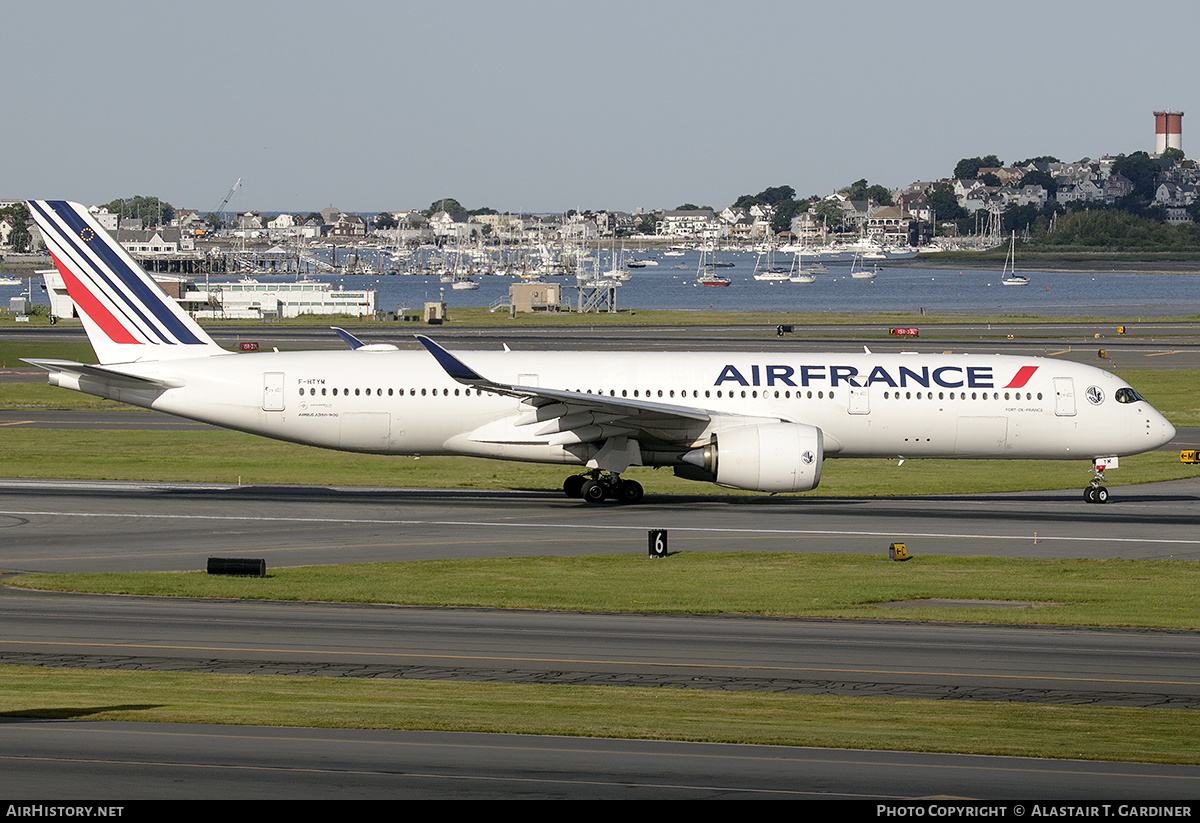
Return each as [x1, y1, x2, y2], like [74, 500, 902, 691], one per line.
[8, 247, 1200, 319]
[233, 251, 1200, 318]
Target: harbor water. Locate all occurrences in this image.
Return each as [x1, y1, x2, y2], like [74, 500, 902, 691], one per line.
[325, 250, 1200, 318]
[9, 249, 1200, 318]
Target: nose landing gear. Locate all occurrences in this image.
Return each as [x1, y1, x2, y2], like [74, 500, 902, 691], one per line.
[563, 471, 644, 504]
[1084, 457, 1113, 504]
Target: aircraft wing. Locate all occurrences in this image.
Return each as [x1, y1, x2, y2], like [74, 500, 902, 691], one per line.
[415, 336, 784, 468]
[416, 335, 710, 420]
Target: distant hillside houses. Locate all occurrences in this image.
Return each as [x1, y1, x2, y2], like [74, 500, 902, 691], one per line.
[19, 147, 1200, 256]
[913, 155, 1200, 222]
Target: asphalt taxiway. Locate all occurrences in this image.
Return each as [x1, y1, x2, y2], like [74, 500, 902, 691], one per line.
[5, 721, 1199, 800]
[3, 476, 1199, 574]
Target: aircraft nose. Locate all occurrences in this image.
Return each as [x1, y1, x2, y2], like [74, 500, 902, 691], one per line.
[1162, 417, 1177, 447]
[1150, 408, 1176, 449]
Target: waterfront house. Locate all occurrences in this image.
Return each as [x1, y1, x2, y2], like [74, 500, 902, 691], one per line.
[657, 209, 725, 239]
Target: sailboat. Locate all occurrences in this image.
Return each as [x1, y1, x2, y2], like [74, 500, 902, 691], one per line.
[695, 247, 730, 286]
[1000, 232, 1030, 286]
[753, 245, 791, 281]
[788, 247, 825, 283]
[849, 253, 878, 280]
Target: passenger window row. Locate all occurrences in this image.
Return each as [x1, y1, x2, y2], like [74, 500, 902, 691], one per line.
[301, 387, 482, 397]
[299, 385, 1045, 403]
[881, 391, 1043, 401]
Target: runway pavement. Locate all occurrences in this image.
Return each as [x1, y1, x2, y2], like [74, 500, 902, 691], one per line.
[2, 477, 1200, 575]
[5, 720, 1199, 800]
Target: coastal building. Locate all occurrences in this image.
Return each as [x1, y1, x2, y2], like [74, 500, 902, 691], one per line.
[329, 213, 367, 237]
[657, 209, 725, 239]
[788, 211, 826, 243]
[864, 206, 925, 246]
[179, 279, 376, 320]
[87, 206, 118, 232]
[1017, 184, 1049, 208]
[116, 227, 195, 254]
[428, 210, 486, 241]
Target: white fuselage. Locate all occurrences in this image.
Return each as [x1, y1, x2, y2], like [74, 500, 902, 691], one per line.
[83, 348, 1174, 466]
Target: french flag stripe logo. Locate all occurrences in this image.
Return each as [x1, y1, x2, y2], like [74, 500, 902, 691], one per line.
[49, 252, 141, 344]
[30, 201, 206, 346]
[32, 201, 157, 344]
[1004, 365, 1039, 389]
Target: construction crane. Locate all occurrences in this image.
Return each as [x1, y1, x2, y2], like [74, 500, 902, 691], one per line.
[204, 178, 241, 234]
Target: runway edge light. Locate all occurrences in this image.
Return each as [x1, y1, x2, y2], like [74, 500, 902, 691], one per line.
[889, 543, 909, 562]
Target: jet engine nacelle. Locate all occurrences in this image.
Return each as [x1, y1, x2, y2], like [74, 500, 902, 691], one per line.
[683, 422, 824, 492]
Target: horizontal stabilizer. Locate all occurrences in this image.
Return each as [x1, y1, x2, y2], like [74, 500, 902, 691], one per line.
[21, 359, 184, 390]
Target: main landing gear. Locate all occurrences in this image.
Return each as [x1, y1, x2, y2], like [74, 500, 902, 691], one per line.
[563, 471, 644, 505]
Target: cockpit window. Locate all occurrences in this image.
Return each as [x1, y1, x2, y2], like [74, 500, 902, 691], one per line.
[1115, 387, 1143, 404]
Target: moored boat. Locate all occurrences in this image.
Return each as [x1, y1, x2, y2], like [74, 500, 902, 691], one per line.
[1000, 232, 1030, 286]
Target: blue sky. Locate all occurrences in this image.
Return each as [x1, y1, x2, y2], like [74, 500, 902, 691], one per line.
[9, 0, 1199, 214]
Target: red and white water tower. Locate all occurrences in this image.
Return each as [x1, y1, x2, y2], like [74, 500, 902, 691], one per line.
[1154, 110, 1183, 155]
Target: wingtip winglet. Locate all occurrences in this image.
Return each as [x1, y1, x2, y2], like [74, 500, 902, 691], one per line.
[415, 335, 485, 382]
[331, 327, 364, 350]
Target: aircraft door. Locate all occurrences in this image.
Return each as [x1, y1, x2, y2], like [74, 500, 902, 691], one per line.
[848, 386, 870, 415]
[263, 372, 285, 412]
[1054, 377, 1076, 417]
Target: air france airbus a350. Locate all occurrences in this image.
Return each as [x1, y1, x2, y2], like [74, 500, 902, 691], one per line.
[25, 200, 1175, 504]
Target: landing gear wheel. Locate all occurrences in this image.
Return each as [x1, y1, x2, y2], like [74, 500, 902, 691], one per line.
[615, 479, 644, 504]
[580, 479, 607, 504]
[1087, 459, 1113, 505]
[563, 475, 586, 499]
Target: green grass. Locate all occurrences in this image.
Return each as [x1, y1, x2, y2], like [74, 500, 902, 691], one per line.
[0, 427, 1195, 493]
[1120, 369, 1200, 427]
[8, 308, 1200, 335]
[12, 553, 1200, 628]
[2, 666, 1197, 763]
[0, 339, 97, 368]
[0, 382, 132, 411]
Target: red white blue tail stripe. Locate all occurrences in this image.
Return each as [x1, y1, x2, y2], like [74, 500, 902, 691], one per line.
[27, 200, 223, 364]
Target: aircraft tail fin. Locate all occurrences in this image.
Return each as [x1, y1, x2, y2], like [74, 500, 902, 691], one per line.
[26, 200, 225, 364]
